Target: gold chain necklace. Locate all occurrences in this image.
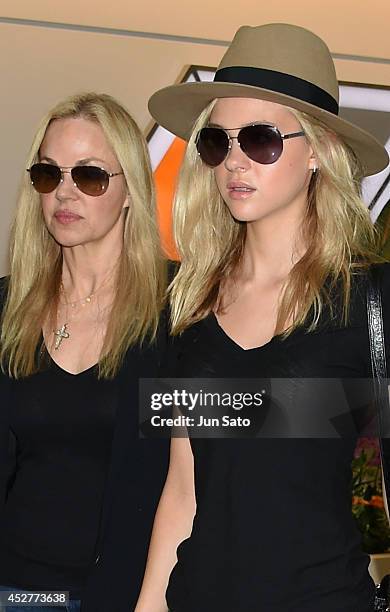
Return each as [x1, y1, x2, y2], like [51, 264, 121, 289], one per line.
[53, 292, 95, 350]
[59, 283, 95, 308]
[53, 267, 116, 350]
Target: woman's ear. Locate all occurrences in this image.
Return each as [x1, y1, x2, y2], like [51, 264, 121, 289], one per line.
[123, 193, 131, 209]
[309, 152, 318, 174]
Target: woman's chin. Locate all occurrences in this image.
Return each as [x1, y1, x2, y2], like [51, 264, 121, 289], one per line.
[227, 205, 267, 224]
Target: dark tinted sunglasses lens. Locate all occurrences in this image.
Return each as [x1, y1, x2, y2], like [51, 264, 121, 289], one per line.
[239, 125, 283, 164]
[197, 128, 229, 167]
[71, 166, 109, 196]
[30, 163, 61, 193]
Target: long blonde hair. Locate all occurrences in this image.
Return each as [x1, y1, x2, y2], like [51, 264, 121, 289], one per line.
[170, 100, 379, 335]
[1, 92, 166, 378]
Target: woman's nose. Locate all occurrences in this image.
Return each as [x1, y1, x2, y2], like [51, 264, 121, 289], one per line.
[55, 170, 78, 199]
[223, 136, 251, 172]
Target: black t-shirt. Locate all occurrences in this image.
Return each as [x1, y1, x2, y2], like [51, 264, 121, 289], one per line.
[166, 265, 390, 612]
[0, 278, 169, 605]
[0, 361, 117, 597]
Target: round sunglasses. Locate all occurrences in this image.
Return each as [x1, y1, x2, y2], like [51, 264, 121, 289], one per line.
[196, 124, 305, 167]
[27, 163, 123, 197]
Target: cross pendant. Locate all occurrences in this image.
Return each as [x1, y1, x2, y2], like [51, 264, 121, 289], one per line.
[54, 323, 70, 350]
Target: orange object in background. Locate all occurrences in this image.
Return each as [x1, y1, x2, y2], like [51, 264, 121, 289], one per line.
[154, 137, 186, 260]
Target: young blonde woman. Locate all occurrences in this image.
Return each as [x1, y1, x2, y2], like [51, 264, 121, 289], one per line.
[136, 24, 390, 612]
[0, 93, 169, 611]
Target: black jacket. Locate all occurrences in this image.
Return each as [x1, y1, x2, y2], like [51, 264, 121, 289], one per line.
[80, 338, 170, 612]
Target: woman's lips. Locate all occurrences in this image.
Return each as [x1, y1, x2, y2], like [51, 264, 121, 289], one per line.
[54, 210, 83, 225]
[227, 181, 256, 200]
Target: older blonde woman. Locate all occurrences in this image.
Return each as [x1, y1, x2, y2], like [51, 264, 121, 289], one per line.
[0, 93, 168, 611]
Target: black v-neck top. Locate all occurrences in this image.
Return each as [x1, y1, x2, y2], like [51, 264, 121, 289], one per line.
[165, 265, 390, 612]
[0, 278, 169, 603]
[0, 352, 118, 597]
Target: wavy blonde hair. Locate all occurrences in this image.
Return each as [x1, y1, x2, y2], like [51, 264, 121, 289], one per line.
[170, 100, 380, 335]
[1, 92, 166, 378]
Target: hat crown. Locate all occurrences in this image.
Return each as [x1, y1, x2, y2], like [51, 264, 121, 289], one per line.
[218, 24, 339, 104]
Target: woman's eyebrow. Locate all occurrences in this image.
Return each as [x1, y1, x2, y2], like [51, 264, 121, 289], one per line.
[39, 156, 57, 163]
[38, 156, 108, 166]
[207, 121, 276, 129]
[75, 157, 107, 165]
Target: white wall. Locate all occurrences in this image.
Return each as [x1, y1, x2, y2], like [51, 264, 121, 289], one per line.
[1, 2, 390, 275]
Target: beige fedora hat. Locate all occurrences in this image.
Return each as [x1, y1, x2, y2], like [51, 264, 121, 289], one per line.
[149, 23, 388, 176]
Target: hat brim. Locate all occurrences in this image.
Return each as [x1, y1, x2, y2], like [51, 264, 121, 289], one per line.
[149, 81, 389, 177]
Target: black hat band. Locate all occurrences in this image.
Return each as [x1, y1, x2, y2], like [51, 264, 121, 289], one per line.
[214, 66, 339, 115]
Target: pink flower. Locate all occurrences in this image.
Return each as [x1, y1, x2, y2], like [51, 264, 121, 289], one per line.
[354, 437, 381, 466]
